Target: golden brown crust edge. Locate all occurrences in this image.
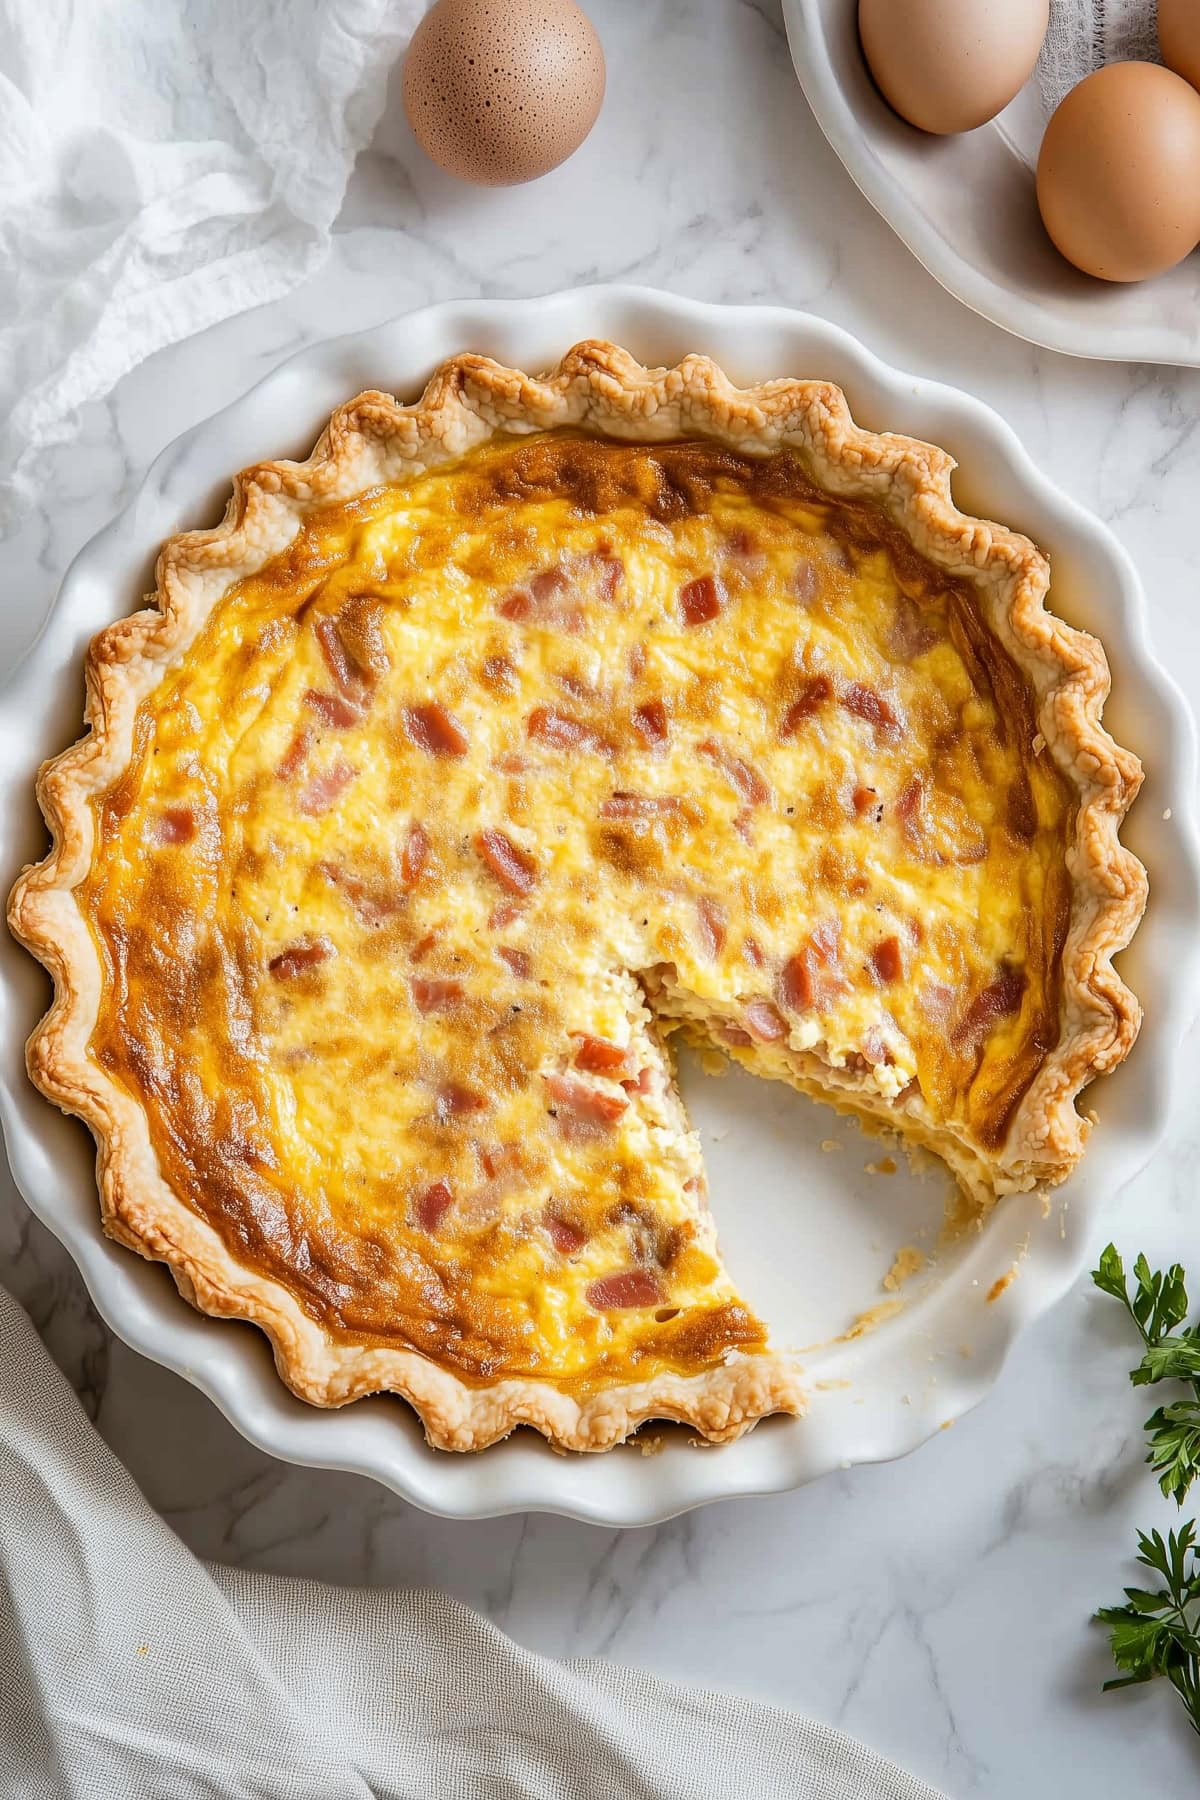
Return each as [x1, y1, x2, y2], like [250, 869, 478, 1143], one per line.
[7, 341, 1146, 1450]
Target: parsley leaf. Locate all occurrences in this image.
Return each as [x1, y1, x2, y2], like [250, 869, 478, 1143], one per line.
[1093, 1248, 1200, 1737]
[1091, 1244, 1200, 1504]
[1095, 1525, 1200, 1733]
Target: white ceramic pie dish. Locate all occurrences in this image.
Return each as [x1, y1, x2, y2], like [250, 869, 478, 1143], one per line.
[1, 286, 1197, 1523]
[782, 0, 1200, 367]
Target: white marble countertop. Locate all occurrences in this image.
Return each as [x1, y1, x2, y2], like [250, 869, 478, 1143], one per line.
[4, 4, 1200, 1794]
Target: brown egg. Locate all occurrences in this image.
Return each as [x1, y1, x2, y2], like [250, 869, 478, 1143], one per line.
[1036, 62, 1200, 283]
[858, 0, 1048, 136]
[403, 0, 605, 187]
[1159, 0, 1200, 95]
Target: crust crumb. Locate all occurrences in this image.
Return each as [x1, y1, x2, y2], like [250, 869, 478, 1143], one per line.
[844, 1298, 905, 1340]
[986, 1267, 1018, 1303]
[882, 1244, 925, 1292]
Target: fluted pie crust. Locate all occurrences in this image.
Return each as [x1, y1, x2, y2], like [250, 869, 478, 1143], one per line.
[9, 343, 1146, 1452]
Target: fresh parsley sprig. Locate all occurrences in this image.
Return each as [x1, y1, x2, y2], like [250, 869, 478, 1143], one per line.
[1095, 1523, 1200, 1733]
[1092, 1245, 1200, 1739]
[1092, 1245, 1200, 1505]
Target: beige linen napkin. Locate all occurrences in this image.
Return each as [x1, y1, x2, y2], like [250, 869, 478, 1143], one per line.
[0, 1284, 947, 1800]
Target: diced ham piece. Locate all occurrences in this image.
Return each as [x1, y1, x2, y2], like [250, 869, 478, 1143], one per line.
[620, 1066, 655, 1096]
[871, 936, 904, 984]
[952, 967, 1025, 1053]
[895, 775, 924, 821]
[404, 703, 470, 758]
[415, 1180, 454, 1232]
[305, 688, 363, 729]
[632, 699, 668, 745]
[477, 828, 537, 894]
[695, 896, 727, 961]
[895, 773, 985, 864]
[317, 862, 404, 925]
[586, 1270, 662, 1310]
[498, 565, 584, 632]
[546, 1212, 587, 1255]
[489, 899, 524, 931]
[853, 785, 880, 819]
[410, 931, 440, 964]
[599, 792, 683, 820]
[268, 936, 335, 980]
[498, 945, 531, 979]
[743, 936, 765, 969]
[842, 682, 899, 736]
[401, 821, 430, 887]
[857, 1025, 893, 1068]
[315, 615, 357, 695]
[678, 573, 723, 626]
[527, 706, 603, 751]
[780, 675, 832, 737]
[744, 999, 788, 1042]
[698, 738, 770, 807]
[721, 1025, 754, 1048]
[156, 807, 196, 846]
[778, 920, 845, 1014]
[316, 603, 388, 695]
[481, 1144, 522, 1181]
[276, 728, 313, 782]
[411, 976, 463, 1013]
[544, 1071, 628, 1129]
[780, 943, 816, 1015]
[585, 552, 624, 601]
[573, 1035, 632, 1075]
[298, 761, 355, 817]
[530, 566, 567, 602]
[887, 597, 939, 660]
[435, 1082, 487, 1119]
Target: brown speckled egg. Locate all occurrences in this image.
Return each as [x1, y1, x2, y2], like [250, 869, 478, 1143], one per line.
[1037, 62, 1200, 282]
[403, 0, 605, 187]
[1160, 0, 1200, 96]
[858, 0, 1048, 136]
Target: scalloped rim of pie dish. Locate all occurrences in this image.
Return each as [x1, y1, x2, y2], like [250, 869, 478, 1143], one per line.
[8, 342, 1147, 1453]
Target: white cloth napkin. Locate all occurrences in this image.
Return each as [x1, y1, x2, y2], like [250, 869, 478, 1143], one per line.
[0, 0, 417, 531]
[0, 1284, 947, 1800]
[1037, 0, 1160, 114]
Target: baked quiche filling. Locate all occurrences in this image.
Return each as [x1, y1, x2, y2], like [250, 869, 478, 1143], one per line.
[79, 433, 1073, 1397]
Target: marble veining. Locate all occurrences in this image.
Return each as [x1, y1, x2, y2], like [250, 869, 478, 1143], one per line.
[3, 4, 1200, 1793]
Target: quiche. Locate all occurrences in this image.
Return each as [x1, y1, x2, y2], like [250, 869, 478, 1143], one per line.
[9, 342, 1146, 1452]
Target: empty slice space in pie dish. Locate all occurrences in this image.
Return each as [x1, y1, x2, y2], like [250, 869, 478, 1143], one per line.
[9, 345, 1145, 1452]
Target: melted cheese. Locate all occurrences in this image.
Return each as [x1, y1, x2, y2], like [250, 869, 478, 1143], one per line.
[82, 434, 1071, 1392]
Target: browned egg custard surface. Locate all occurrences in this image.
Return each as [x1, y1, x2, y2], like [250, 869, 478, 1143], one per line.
[81, 434, 1072, 1393]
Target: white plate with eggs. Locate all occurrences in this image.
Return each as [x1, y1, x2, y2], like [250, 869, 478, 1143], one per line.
[783, 0, 1200, 367]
